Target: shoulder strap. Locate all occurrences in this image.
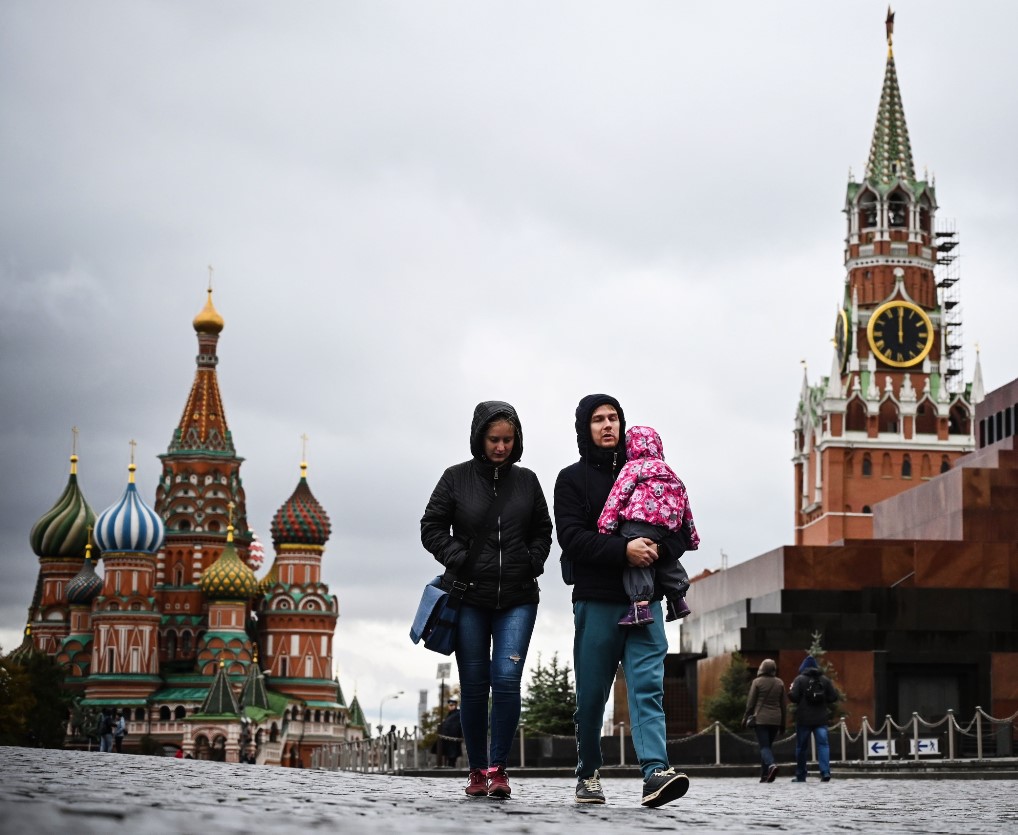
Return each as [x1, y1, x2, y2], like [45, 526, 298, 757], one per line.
[448, 468, 516, 598]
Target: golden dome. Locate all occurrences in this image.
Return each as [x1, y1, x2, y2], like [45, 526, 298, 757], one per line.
[193, 289, 225, 334]
[200, 526, 257, 600]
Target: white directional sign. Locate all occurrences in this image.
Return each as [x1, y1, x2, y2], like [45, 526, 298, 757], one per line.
[909, 738, 940, 755]
[868, 740, 897, 757]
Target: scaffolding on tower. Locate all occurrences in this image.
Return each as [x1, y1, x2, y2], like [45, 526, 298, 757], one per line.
[935, 219, 963, 394]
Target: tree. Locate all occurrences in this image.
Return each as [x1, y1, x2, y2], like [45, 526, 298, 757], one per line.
[806, 630, 847, 720]
[701, 651, 751, 731]
[0, 651, 73, 747]
[520, 653, 576, 736]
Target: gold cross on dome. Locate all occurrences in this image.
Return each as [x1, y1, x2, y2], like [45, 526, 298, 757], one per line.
[128, 438, 137, 464]
[71, 426, 79, 456]
[208, 264, 214, 291]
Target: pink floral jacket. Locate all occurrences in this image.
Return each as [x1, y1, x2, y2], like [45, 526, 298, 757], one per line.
[597, 425, 699, 549]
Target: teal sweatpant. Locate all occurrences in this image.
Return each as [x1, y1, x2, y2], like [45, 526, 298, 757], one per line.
[573, 599, 668, 780]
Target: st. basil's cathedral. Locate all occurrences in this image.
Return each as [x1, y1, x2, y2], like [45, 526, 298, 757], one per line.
[13, 290, 368, 764]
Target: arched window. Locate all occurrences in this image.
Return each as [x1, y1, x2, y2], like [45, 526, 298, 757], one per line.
[862, 505, 872, 514]
[915, 400, 936, 435]
[902, 454, 912, 478]
[858, 191, 878, 229]
[165, 631, 177, 660]
[270, 723, 279, 742]
[174, 706, 187, 720]
[314, 710, 321, 723]
[291, 706, 299, 721]
[173, 564, 185, 586]
[949, 403, 971, 435]
[280, 657, 288, 677]
[940, 456, 951, 473]
[879, 399, 899, 434]
[134, 707, 145, 721]
[888, 191, 908, 227]
[159, 706, 171, 721]
[107, 647, 116, 671]
[862, 454, 872, 477]
[846, 397, 867, 433]
[881, 453, 893, 478]
[181, 632, 193, 655]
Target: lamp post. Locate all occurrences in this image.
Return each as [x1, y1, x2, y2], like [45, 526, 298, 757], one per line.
[378, 690, 404, 735]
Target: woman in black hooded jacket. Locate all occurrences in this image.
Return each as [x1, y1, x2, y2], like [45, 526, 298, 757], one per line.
[420, 400, 552, 800]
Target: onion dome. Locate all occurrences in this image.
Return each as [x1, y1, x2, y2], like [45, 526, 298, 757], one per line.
[66, 539, 103, 605]
[193, 288, 224, 334]
[30, 454, 97, 558]
[200, 522, 258, 600]
[270, 462, 331, 548]
[94, 463, 165, 554]
[6, 625, 39, 664]
[257, 556, 278, 594]
[245, 532, 265, 571]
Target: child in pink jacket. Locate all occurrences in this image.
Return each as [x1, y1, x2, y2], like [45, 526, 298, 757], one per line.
[597, 425, 699, 626]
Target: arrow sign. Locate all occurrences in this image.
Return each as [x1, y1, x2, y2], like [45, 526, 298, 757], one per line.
[869, 740, 897, 756]
[910, 738, 940, 755]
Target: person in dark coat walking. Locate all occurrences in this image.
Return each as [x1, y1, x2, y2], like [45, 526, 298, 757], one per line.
[788, 654, 839, 781]
[438, 697, 463, 767]
[745, 659, 786, 782]
[421, 401, 553, 800]
[554, 394, 689, 809]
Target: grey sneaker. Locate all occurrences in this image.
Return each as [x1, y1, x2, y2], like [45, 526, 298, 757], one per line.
[641, 767, 689, 808]
[575, 770, 606, 804]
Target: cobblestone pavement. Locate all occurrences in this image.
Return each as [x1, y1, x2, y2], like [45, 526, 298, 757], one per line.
[0, 748, 1015, 835]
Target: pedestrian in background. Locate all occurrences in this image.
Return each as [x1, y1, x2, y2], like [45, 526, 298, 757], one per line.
[421, 400, 553, 800]
[745, 659, 786, 782]
[113, 710, 127, 753]
[97, 708, 114, 753]
[788, 654, 839, 782]
[439, 697, 463, 768]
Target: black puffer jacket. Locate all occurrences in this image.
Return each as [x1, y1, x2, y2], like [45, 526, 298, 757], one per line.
[420, 401, 553, 610]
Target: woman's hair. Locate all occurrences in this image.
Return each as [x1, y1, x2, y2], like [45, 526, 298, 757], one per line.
[484, 413, 518, 436]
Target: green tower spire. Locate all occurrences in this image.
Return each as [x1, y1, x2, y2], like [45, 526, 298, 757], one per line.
[864, 8, 916, 187]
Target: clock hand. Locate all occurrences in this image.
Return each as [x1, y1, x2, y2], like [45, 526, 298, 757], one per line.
[898, 307, 903, 342]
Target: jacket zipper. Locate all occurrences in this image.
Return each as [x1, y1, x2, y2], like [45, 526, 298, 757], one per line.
[494, 467, 502, 608]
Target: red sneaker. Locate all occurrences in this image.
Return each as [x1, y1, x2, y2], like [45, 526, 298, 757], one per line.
[486, 765, 511, 798]
[465, 768, 488, 797]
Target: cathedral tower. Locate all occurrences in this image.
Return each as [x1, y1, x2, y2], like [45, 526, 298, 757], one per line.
[154, 288, 252, 669]
[88, 457, 165, 703]
[793, 10, 977, 546]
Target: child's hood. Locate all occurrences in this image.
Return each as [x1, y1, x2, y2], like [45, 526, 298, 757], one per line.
[625, 425, 665, 462]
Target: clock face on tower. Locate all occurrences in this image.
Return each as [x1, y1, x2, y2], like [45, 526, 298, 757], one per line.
[834, 309, 849, 371]
[866, 300, 934, 368]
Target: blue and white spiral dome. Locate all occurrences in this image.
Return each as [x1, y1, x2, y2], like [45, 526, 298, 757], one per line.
[94, 464, 165, 554]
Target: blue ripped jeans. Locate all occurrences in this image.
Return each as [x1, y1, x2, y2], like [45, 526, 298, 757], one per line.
[455, 601, 538, 770]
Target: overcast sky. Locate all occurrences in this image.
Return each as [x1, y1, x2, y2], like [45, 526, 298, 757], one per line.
[3, 1, 1017, 732]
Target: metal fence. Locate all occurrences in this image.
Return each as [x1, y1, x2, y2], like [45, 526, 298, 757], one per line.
[312, 705, 1018, 772]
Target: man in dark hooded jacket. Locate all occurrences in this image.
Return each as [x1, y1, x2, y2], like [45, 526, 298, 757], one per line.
[788, 654, 839, 781]
[554, 394, 689, 808]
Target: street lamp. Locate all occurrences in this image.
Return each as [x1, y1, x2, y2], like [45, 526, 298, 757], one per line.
[378, 690, 405, 735]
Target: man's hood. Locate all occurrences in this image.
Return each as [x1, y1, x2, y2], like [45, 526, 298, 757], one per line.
[799, 655, 820, 675]
[574, 393, 626, 461]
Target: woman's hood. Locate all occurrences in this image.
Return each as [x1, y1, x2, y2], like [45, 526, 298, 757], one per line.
[469, 400, 524, 466]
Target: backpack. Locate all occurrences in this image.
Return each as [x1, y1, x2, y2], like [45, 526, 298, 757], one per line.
[804, 676, 827, 705]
